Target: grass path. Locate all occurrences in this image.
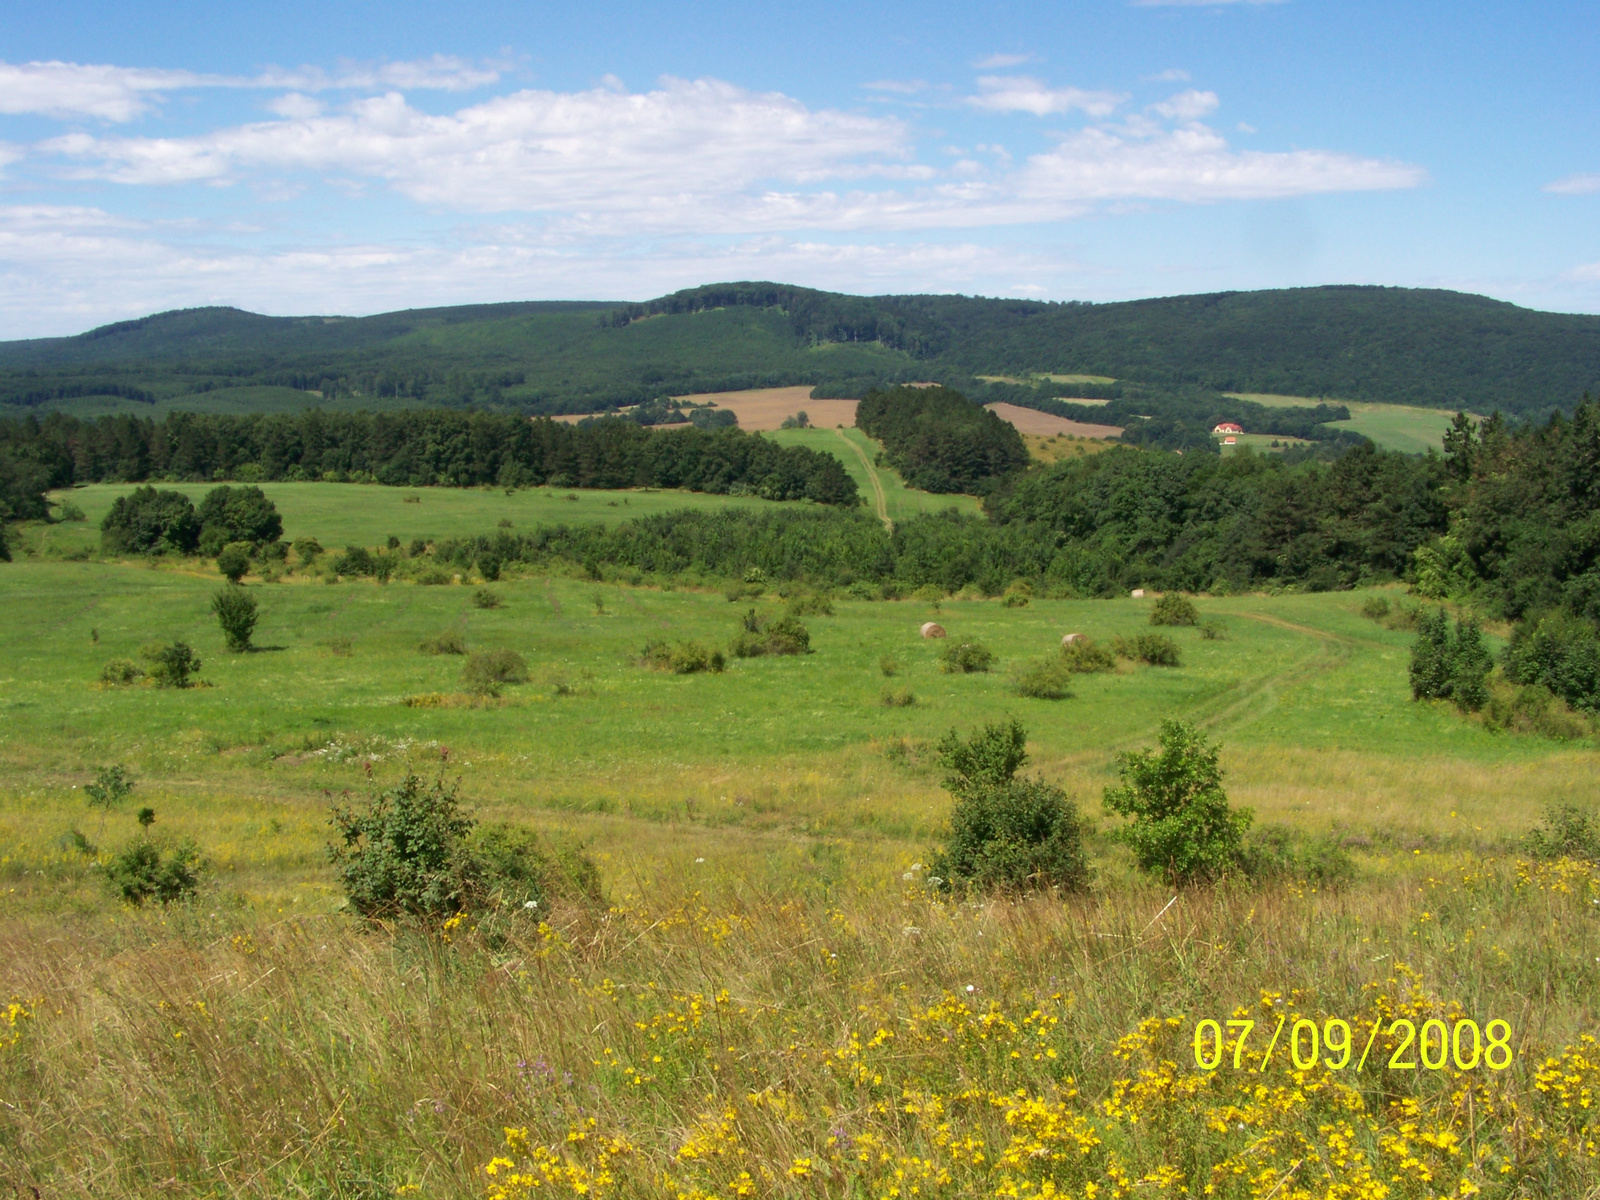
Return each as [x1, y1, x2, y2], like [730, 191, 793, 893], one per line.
[835, 426, 891, 528]
[1188, 609, 1358, 738]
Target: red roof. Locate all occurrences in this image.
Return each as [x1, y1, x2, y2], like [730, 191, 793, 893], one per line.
[1213, 422, 1244, 434]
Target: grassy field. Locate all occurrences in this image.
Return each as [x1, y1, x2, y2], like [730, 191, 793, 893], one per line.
[1229, 393, 1470, 454]
[5, 543, 1600, 1195]
[765, 427, 983, 524]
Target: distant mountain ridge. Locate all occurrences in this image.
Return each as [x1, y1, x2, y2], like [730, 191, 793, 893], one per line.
[2, 284, 1597, 420]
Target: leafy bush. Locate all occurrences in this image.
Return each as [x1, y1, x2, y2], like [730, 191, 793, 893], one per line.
[642, 640, 725, 674]
[100, 486, 199, 555]
[211, 584, 259, 651]
[1111, 633, 1181, 667]
[417, 569, 452, 585]
[1060, 638, 1116, 673]
[927, 720, 1090, 894]
[196, 485, 282, 555]
[1014, 657, 1075, 700]
[420, 630, 468, 655]
[786, 592, 834, 617]
[472, 588, 503, 609]
[939, 640, 995, 673]
[731, 613, 811, 657]
[1360, 595, 1391, 620]
[1150, 594, 1198, 626]
[327, 773, 475, 919]
[460, 648, 530, 697]
[85, 764, 135, 825]
[1002, 591, 1030, 609]
[99, 658, 146, 685]
[456, 823, 604, 909]
[334, 545, 376, 576]
[1503, 611, 1600, 713]
[1198, 620, 1226, 640]
[216, 543, 251, 583]
[879, 655, 898, 676]
[1480, 680, 1593, 740]
[1523, 802, 1600, 864]
[1242, 827, 1356, 886]
[141, 641, 201, 688]
[1103, 720, 1252, 885]
[292, 537, 323, 564]
[881, 687, 916, 707]
[1409, 608, 1492, 711]
[106, 838, 203, 906]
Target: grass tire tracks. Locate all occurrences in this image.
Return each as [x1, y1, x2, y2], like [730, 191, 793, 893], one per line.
[834, 428, 891, 530]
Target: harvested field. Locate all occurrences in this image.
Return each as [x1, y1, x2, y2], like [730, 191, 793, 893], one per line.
[984, 401, 1122, 439]
[674, 386, 857, 431]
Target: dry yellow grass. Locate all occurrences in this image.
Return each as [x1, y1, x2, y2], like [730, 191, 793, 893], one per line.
[984, 402, 1122, 439]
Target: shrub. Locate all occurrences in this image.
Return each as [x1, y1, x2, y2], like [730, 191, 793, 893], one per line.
[106, 838, 203, 906]
[420, 630, 468, 655]
[1014, 657, 1075, 700]
[1060, 638, 1116, 673]
[292, 537, 323, 564]
[642, 640, 725, 675]
[1523, 802, 1600, 863]
[417, 569, 452, 585]
[1503, 611, 1600, 713]
[99, 658, 146, 685]
[55, 501, 86, 522]
[215, 543, 252, 583]
[327, 773, 475, 919]
[1409, 608, 1492, 711]
[881, 687, 916, 707]
[1103, 720, 1253, 885]
[196, 484, 283, 553]
[473, 588, 503, 609]
[211, 584, 259, 651]
[1198, 620, 1226, 640]
[1150, 594, 1198, 626]
[101, 486, 199, 555]
[1360, 595, 1391, 620]
[460, 649, 530, 697]
[1002, 592, 1030, 608]
[141, 641, 201, 688]
[786, 593, 834, 617]
[457, 823, 604, 909]
[939, 640, 995, 673]
[334, 545, 376, 576]
[927, 720, 1090, 894]
[1481, 680, 1593, 740]
[85, 764, 135, 828]
[879, 655, 898, 676]
[731, 613, 810, 657]
[407, 538, 428, 557]
[1112, 633, 1181, 667]
[1242, 827, 1356, 886]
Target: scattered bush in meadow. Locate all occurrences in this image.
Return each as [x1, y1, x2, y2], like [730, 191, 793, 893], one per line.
[1059, 638, 1116, 673]
[1149, 594, 1198, 626]
[333, 545, 376, 576]
[472, 588, 503, 609]
[98, 658, 146, 686]
[324, 636, 354, 657]
[292, 537, 323, 565]
[731, 612, 810, 657]
[457, 823, 604, 910]
[1409, 608, 1492, 711]
[460, 649, 530, 697]
[327, 773, 474, 920]
[928, 719, 1090, 894]
[1481, 679, 1593, 739]
[1103, 719, 1251, 886]
[1503, 610, 1600, 713]
[419, 630, 468, 655]
[215, 543, 251, 583]
[100, 486, 199, 555]
[939, 640, 994, 673]
[55, 500, 86, 522]
[106, 838, 203, 906]
[879, 655, 898, 676]
[407, 538, 428, 557]
[196, 485, 282, 555]
[1523, 802, 1600, 864]
[881, 687, 916, 708]
[1198, 619, 1226, 640]
[416, 569, 452, 585]
[786, 592, 834, 617]
[1013, 657, 1075, 700]
[140, 641, 201, 688]
[1242, 826, 1355, 886]
[84, 764, 135, 840]
[211, 584, 259, 651]
[1361, 594, 1391, 620]
[1111, 632, 1181, 666]
[642, 640, 725, 675]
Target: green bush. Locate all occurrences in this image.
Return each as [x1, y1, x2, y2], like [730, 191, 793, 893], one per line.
[55, 500, 86, 522]
[101, 486, 199, 555]
[939, 640, 995, 673]
[472, 588, 503, 609]
[786, 592, 834, 617]
[927, 720, 1090, 894]
[141, 641, 201, 688]
[292, 537, 324, 565]
[731, 612, 810, 657]
[457, 823, 604, 909]
[196, 484, 283, 553]
[106, 838, 203, 906]
[1523, 803, 1600, 864]
[420, 630, 468, 655]
[1409, 608, 1492, 711]
[1149, 594, 1198, 626]
[460, 648, 530, 697]
[1002, 592, 1030, 609]
[1112, 632, 1181, 667]
[211, 584, 259, 651]
[417, 569, 452, 585]
[1103, 720, 1252, 885]
[1503, 611, 1600, 713]
[1014, 657, 1075, 700]
[879, 655, 898, 677]
[216, 543, 252, 583]
[1198, 620, 1226, 640]
[334, 545, 376, 576]
[1481, 680, 1593, 740]
[1060, 638, 1116, 673]
[1242, 827, 1356, 886]
[99, 658, 146, 685]
[881, 687, 916, 707]
[642, 640, 725, 674]
[327, 773, 475, 920]
[1360, 595, 1391, 620]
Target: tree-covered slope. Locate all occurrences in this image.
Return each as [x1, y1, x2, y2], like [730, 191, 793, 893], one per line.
[2, 282, 1597, 420]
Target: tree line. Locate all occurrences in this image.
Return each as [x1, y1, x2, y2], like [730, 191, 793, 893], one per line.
[855, 385, 1030, 493]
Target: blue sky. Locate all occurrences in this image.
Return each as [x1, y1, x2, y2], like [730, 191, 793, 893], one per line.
[1, 0, 1597, 337]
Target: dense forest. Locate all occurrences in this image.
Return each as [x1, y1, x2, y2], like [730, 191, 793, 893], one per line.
[855, 385, 1030, 492]
[2, 282, 1596, 422]
[0, 410, 859, 507]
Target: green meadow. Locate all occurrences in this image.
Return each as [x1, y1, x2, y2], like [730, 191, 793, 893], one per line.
[764, 426, 983, 523]
[1228, 392, 1469, 454]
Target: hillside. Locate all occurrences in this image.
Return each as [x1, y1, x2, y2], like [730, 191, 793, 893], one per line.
[2, 283, 1597, 421]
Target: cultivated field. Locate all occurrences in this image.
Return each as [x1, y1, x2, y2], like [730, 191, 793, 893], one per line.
[984, 401, 1123, 440]
[1228, 393, 1471, 454]
[672, 386, 860, 431]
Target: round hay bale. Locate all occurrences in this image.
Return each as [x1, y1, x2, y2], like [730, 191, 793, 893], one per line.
[1061, 632, 1085, 647]
[1131, 588, 1146, 599]
[920, 622, 947, 639]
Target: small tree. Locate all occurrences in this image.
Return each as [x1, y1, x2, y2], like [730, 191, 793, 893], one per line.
[1104, 720, 1252, 885]
[460, 648, 530, 697]
[1150, 595, 1198, 626]
[216, 543, 251, 583]
[106, 838, 203, 906]
[928, 720, 1089, 893]
[85, 764, 135, 839]
[1409, 609, 1492, 712]
[328, 773, 475, 919]
[142, 641, 201, 688]
[212, 584, 259, 651]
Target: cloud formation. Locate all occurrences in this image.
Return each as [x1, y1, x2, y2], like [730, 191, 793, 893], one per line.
[968, 76, 1125, 118]
[1545, 173, 1600, 196]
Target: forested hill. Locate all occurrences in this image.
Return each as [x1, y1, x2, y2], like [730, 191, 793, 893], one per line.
[2, 283, 1597, 420]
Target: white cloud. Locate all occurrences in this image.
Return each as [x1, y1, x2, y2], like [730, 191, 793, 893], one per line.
[862, 79, 928, 94]
[1145, 69, 1191, 82]
[968, 76, 1125, 118]
[0, 56, 501, 122]
[1567, 262, 1600, 281]
[265, 93, 323, 120]
[1149, 89, 1219, 121]
[974, 53, 1036, 69]
[1545, 173, 1600, 196]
